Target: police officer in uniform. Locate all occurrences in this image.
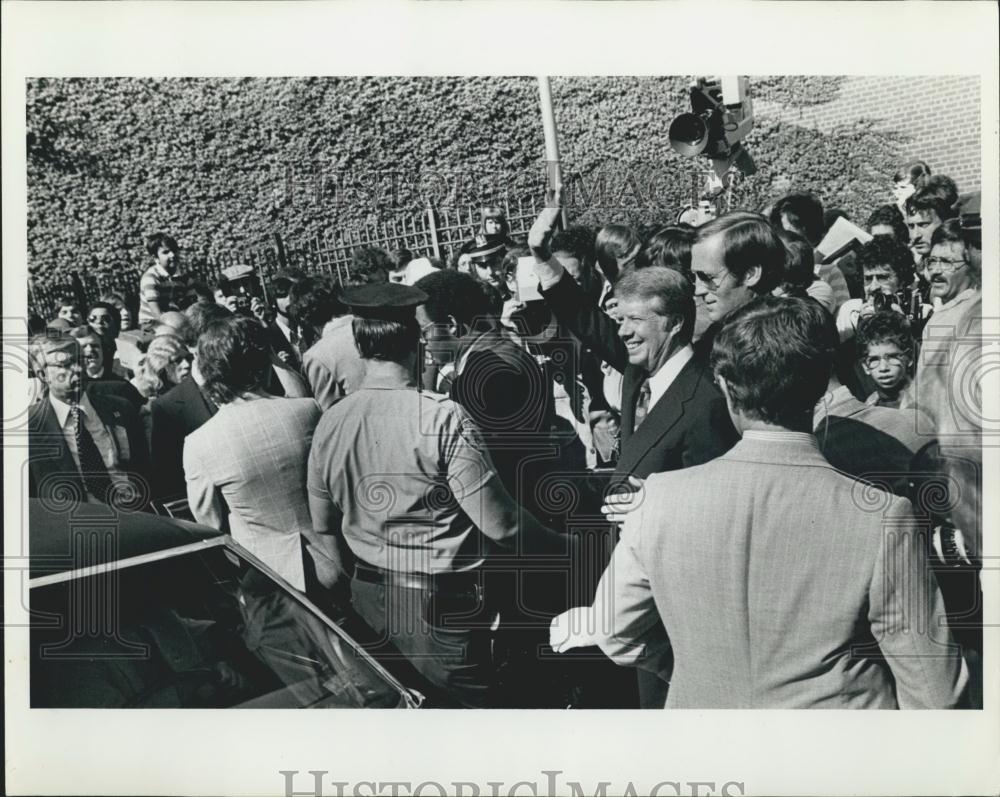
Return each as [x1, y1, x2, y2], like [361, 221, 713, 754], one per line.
[306, 283, 569, 707]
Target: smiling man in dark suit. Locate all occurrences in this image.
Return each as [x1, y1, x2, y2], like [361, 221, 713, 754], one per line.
[28, 332, 150, 509]
[529, 190, 739, 707]
[529, 191, 738, 484]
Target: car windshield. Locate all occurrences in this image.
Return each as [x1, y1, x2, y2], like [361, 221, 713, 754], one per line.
[30, 542, 414, 708]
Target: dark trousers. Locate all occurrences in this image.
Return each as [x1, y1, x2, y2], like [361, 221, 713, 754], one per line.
[350, 577, 503, 708]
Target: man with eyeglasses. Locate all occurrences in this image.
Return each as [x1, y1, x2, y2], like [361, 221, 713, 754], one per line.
[27, 332, 150, 509]
[553, 296, 968, 709]
[690, 211, 787, 359]
[915, 217, 982, 432]
[265, 268, 307, 370]
[529, 188, 739, 707]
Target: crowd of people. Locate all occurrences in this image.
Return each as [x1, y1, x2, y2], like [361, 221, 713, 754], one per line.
[27, 157, 985, 708]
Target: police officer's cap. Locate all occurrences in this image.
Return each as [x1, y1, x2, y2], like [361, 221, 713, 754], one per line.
[341, 282, 428, 320]
[465, 233, 506, 262]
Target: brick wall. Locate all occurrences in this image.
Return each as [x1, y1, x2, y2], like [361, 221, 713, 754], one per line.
[755, 76, 982, 192]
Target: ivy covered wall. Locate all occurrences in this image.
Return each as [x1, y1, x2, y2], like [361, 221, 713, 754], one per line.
[27, 75, 969, 286]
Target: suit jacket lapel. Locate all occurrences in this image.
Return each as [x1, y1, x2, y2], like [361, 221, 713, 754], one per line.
[34, 401, 80, 477]
[616, 357, 704, 476]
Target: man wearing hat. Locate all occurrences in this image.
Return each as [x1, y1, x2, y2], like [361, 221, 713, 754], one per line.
[463, 234, 511, 296]
[306, 283, 569, 707]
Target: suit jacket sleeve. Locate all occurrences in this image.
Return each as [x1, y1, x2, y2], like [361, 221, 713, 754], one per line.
[183, 436, 229, 533]
[591, 502, 673, 676]
[303, 353, 340, 410]
[681, 383, 739, 468]
[540, 271, 630, 375]
[869, 497, 968, 708]
[149, 398, 184, 501]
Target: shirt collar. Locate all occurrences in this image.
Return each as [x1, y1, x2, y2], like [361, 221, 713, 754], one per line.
[647, 344, 694, 407]
[742, 429, 820, 450]
[49, 391, 96, 428]
[938, 287, 978, 313]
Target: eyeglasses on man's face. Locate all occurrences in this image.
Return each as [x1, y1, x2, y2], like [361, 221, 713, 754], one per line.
[692, 268, 733, 294]
[862, 353, 908, 369]
[925, 256, 967, 273]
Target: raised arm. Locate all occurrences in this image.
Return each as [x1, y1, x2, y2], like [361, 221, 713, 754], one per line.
[528, 188, 630, 373]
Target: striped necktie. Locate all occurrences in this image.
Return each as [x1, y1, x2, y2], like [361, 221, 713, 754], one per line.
[633, 379, 652, 432]
[71, 403, 113, 503]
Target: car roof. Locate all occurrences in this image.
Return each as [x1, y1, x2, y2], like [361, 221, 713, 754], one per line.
[28, 499, 222, 581]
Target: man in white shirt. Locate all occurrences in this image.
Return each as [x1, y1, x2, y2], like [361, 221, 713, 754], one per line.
[28, 333, 150, 508]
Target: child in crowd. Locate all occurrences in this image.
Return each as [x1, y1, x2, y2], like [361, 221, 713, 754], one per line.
[854, 311, 915, 409]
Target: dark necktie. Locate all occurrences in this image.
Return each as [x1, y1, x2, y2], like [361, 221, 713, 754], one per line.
[71, 404, 113, 503]
[633, 379, 652, 433]
[288, 325, 299, 346]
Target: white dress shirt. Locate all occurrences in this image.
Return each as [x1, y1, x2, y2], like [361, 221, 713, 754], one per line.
[48, 393, 128, 491]
[647, 344, 694, 409]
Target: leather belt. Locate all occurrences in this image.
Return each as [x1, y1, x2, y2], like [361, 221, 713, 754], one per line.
[352, 559, 483, 598]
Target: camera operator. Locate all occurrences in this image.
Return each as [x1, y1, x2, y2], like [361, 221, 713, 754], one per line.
[833, 236, 929, 402]
[835, 237, 928, 342]
[215, 264, 268, 322]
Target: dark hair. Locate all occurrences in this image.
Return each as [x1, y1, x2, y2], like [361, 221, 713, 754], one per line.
[893, 159, 931, 187]
[694, 212, 786, 294]
[922, 174, 959, 208]
[184, 299, 232, 339]
[352, 316, 420, 361]
[551, 225, 595, 266]
[197, 316, 272, 405]
[710, 296, 836, 426]
[905, 187, 956, 222]
[288, 276, 342, 330]
[351, 247, 394, 282]
[856, 236, 916, 288]
[416, 269, 496, 331]
[56, 294, 80, 312]
[187, 281, 215, 304]
[614, 266, 695, 344]
[866, 204, 909, 245]
[855, 311, 913, 358]
[389, 248, 413, 270]
[776, 230, 816, 294]
[146, 232, 179, 258]
[480, 206, 510, 239]
[930, 218, 980, 287]
[771, 192, 825, 246]
[87, 301, 121, 333]
[640, 224, 696, 274]
[595, 224, 641, 282]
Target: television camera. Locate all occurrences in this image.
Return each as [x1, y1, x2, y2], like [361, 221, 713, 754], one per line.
[669, 76, 757, 180]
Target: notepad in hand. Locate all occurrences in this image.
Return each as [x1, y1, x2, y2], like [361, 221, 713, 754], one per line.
[816, 217, 873, 263]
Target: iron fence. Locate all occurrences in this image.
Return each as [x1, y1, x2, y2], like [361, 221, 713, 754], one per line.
[27, 194, 547, 322]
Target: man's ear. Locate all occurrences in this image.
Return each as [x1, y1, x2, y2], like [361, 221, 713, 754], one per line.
[743, 264, 764, 289]
[447, 315, 462, 338]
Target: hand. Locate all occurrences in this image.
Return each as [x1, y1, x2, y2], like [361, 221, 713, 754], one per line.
[549, 605, 596, 654]
[276, 350, 291, 364]
[250, 297, 268, 322]
[601, 475, 645, 525]
[501, 298, 524, 327]
[527, 184, 563, 258]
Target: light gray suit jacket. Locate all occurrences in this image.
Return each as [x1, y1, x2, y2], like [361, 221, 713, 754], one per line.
[592, 430, 968, 709]
[184, 396, 322, 591]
